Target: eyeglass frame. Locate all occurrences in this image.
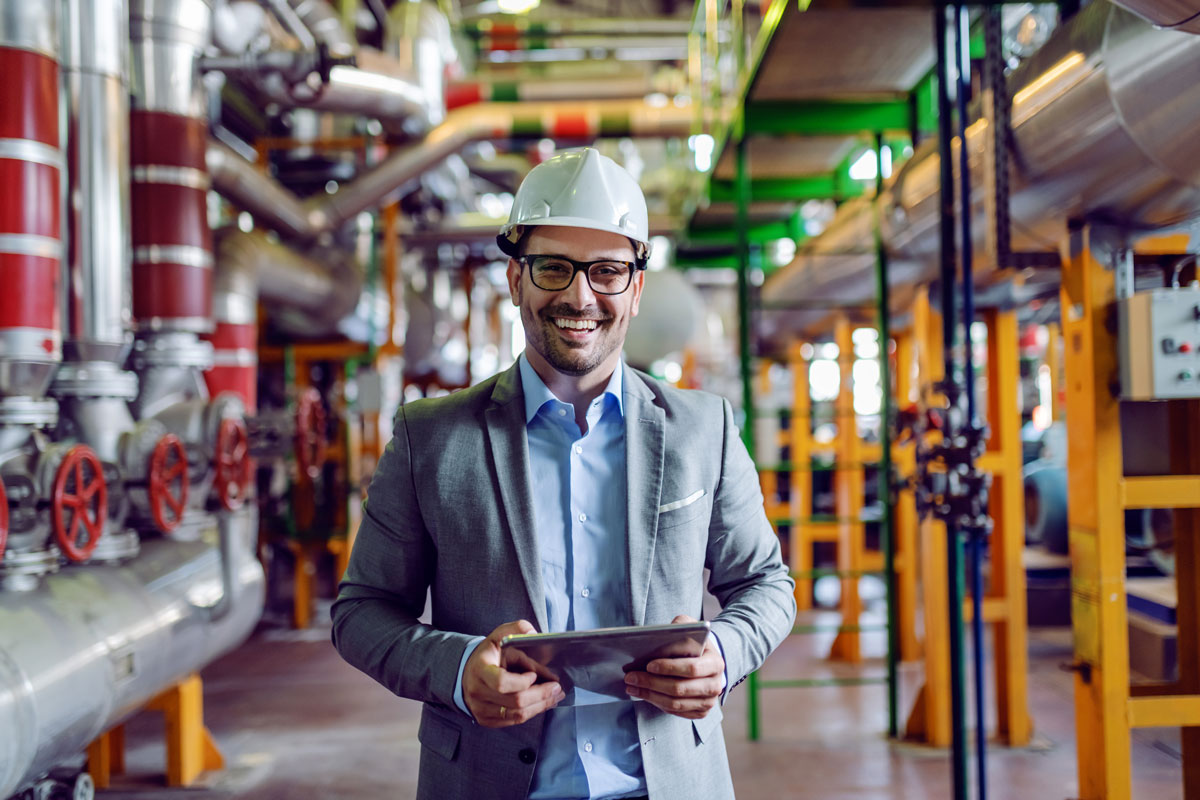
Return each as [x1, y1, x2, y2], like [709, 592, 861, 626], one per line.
[516, 254, 646, 296]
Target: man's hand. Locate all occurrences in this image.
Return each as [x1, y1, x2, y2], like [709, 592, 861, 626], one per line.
[623, 615, 725, 720]
[464, 620, 565, 728]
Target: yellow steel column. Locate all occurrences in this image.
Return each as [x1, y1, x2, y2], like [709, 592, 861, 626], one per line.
[1045, 321, 1063, 422]
[145, 673, 225, 787]
[1061, 229, 1132, 798]
[984, 309, 1033, 746]
[790, 342, 814, 611]
[830, 316, 864, 663]
[905, 287, 952, 745]
[894, 330, 922, 662]
[1169, 399, 1200, 795]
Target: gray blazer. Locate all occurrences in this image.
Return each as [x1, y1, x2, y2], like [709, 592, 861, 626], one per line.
[332, 362, 796, 800]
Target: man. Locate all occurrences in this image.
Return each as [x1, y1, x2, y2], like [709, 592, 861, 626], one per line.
[332, 148, 795, 800]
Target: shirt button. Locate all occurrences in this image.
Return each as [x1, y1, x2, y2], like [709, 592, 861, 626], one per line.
[581, 587, 590, 598]
[557, 408, 567, 417]
[573, 444, 582, 454]
[578, 512, 587, 523]
[518, 747, 536, 764]
[584, 741, 593, 753]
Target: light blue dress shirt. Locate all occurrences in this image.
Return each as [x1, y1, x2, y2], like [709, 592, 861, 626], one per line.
[453, 353, 645, 800]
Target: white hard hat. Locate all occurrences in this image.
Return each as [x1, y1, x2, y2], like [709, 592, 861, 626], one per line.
[497, 147, 651, 265]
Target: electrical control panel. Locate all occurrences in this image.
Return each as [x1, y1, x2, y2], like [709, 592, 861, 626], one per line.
[1119, 287, 1200, 400]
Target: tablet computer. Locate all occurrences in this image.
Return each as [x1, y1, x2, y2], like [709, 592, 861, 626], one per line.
[500, 621, 710, 705]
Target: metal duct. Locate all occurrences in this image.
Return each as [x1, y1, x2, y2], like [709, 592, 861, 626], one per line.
[207, 99, 693, 240]
[0, 1, 63, 399]
[762, 1, 1200, 340]
[0, 510, 264, 797]
[287, 0, 354, 57]
[62, 0, 133, 364]
[213, 229, 363, 336]
[1110, 0, 1200, 32]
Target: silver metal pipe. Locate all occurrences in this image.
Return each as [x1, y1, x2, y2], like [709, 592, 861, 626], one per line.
[129, 0, 212, 117]
[288, 0, 354, 57]
[214, 230, 363, 336]
[763, 1, 1200, 338]
[462, 17, 694, 36]
[61, 0, 133, 364]
[253, 47, 428, 134]
[0, 508, 265, 797]
[206, 138, 319, 240]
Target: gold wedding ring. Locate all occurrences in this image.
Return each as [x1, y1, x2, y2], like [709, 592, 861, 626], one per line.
[499, 705, 507, 720]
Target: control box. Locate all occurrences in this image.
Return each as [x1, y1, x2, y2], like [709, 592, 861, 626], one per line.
[1119, 287, 1200, 400]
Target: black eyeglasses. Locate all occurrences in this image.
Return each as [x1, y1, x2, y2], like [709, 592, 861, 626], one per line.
[517, 254, 644, 295]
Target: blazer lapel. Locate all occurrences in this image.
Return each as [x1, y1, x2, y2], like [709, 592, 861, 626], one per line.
[623, 365, 665, 625]
[484, 364, 549, 633]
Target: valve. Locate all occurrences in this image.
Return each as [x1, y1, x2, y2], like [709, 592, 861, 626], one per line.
[148, 434, 189, 533]
[0, 474, 8, 562]
[294, 387, 328, 480]
[51, 445, 108, 562]
[214, 418, 251, 512]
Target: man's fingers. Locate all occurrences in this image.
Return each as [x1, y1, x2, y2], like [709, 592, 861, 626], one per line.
[474, 681, 565, 728]
[645, 648, 723, 678]
[625, 684, 717, 719]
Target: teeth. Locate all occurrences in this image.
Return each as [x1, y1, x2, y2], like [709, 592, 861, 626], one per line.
[554, 318, 597, 331]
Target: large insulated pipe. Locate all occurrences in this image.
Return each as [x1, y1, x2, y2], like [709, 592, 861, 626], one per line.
[1110, 0, 1200, 32]
[762, 1, 1200, 338]
[129, 0, 214, 334]
[207, 100, 692, 239]
[0, 511, 265, 797]
[206, 230, 362, 408]
[61, 0, 132, 364]
[0, 3, 63, 399]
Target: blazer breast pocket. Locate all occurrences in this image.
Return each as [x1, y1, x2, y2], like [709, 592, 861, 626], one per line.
[657, 489, 710, 530]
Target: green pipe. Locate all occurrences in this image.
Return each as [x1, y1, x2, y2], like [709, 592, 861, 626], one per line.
[792, 624, 887, 634]
[758, 677, 888, 689]
[735, 133, 761, 743]
[873, 131, 899, 740]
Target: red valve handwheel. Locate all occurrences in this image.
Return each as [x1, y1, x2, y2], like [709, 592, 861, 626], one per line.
[52, 445, 108, 562]
[149, 434, 189, 533]
[294, 388, 328, 480]
[215, 418, 251, 511]
[0, 475, 9, 562]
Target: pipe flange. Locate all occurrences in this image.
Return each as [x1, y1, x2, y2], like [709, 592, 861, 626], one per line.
[50, 363, 139, 400]
[0, 396, 59, 428]
[0, 547, 60, 589]
[130, 333, 214, 371]
[87, 527, 141, 563]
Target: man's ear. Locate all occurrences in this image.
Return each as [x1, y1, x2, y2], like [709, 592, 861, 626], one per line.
[506, 258, 522, 306]
[628, 269, 645, 317]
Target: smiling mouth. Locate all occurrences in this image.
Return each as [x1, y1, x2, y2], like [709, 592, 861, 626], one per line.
[553, 318, 599, 331]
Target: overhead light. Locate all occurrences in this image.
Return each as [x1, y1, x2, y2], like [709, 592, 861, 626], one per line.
[848, 147, 892, 181]
[497, 0, 539, 14]
[689, 133, 714, 173]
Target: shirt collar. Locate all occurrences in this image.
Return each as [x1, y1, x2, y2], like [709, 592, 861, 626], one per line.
[518, 352, 625, 424]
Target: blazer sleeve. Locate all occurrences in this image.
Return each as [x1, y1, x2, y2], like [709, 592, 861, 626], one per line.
[704, 397, 797, 690]
[330, 405, 477, 711]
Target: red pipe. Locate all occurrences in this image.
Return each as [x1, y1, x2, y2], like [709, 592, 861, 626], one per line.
[205, 322, 257, 412]
[0, 47, 61, 360]
[129, 111, 212, 331]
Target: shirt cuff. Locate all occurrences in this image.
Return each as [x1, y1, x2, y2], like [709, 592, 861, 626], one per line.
[453, 635, 487, 720]
[708, 631, 728, 694]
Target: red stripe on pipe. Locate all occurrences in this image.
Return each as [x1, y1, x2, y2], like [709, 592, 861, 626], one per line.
[0, 254, 60, 329]
[489, 23, 521, 36]
[131, 184, 211, 250]
[0, 160, 60, 238]
[445, 83, 486, 110]
[0, 49, 58, 145]
[204, 322, 257, 410]
[552, 112, 593, 139]
[132, 262, 211, 322]
[485, 39, 521, 52]
[130, 112, 207, 171]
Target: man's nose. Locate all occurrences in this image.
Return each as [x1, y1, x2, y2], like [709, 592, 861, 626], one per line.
[560, 268, 598, 307]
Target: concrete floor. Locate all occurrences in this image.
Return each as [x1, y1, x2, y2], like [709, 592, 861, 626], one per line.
[96, 604, 1186, 800]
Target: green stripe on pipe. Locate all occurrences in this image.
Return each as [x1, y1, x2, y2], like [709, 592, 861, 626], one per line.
[510, 115, 543, 138]
[493, 83, 520, 103]
[599, 112, 629, 137]
[758, 677, 888, 689]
